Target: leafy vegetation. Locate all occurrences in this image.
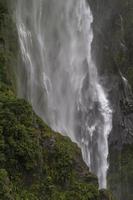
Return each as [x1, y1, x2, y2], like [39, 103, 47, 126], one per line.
[0, 0, 116, 199]
[0, 84, 112, 200]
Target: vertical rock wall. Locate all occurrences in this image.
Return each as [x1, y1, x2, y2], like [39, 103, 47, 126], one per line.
[87, 0, 133, 199]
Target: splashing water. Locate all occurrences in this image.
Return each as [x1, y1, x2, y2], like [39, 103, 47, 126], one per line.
[16, 0, 112, 188]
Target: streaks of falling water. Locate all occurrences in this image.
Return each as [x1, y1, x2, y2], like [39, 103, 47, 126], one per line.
[16, 0, 112, 189]
[120, 72, 133, 101]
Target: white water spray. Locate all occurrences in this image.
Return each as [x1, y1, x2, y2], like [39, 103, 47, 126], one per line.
[16, 0, 112, 188]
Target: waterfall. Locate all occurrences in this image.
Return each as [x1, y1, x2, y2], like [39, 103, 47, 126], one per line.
[16, 0, 112, 189]
[120, 73, 133, 101]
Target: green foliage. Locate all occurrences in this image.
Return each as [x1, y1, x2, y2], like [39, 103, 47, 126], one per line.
[0, 0, 18, 91]
[0, 169, 13, 200]
[0, 84, 102, 199]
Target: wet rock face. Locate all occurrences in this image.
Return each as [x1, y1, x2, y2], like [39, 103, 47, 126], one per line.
[87, 0, 133, 147]
[108, 75, 133, 148]
[87, 0, 133, 199]
[87, 0, 121, 74]
[108, 145, 133, 200]
[87, 0, 133, 75]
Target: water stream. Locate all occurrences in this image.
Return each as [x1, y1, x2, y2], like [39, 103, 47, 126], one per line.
[16, 0, 112, 189]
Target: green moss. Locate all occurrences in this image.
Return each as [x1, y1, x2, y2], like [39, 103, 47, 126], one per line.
[108, 145, 133, 200]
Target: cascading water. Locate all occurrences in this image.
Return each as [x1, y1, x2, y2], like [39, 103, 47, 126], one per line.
[16, 0, 112, 189]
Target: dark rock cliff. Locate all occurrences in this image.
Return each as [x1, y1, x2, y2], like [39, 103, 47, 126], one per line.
[87, 0, 133, 199]
[87, 0, 133, 146]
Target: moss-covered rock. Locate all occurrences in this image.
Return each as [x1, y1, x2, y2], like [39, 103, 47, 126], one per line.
[0, 84, 102, 200]
[108, 145, 133, 200]
[99, 189, 115, 200]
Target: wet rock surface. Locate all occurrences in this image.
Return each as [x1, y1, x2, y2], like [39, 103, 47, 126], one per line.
[87, 0, 133, 146]
[87, 0, 133, 199]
